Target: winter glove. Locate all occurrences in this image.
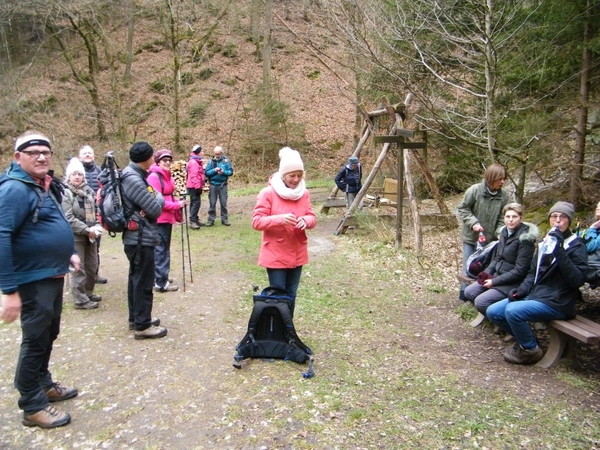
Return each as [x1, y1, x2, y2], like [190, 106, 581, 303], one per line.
[508, 287, 527, 301]
[477, 272, 493, 285]
[548, 229, 565, 249]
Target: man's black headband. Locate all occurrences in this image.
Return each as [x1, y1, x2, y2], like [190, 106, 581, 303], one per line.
[16, 139, 52, 152]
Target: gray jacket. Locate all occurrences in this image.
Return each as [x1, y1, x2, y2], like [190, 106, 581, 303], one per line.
[121, 162, 164, 247]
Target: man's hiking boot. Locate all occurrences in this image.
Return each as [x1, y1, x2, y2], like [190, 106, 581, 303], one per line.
[95, 276, 108, 284]
[74, 300, 98, 310]
[134, 325, 168, 340]
[222, 220, 231, 226]
[45, 382, 78, 403]
[154, 281, 179, 292]
[88, 294, 102, 302]
[205, 221, 214, 227]
[22, 405, 71, 428]
[503, 342, 543, 365]
[190, 221, 201, 230]
[129, 317, 161, 330]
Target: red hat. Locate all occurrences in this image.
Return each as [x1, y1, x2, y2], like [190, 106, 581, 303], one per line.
[154, 149, 173, 163]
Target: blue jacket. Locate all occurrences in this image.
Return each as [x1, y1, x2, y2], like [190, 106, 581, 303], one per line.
[335, 164, 362, 194]
[0, 162, 75, 294]
[205, 156, 233, 186]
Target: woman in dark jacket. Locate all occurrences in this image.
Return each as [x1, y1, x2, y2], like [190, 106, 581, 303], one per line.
[487, 201, 588, 365]
[465, 203, 538, 315]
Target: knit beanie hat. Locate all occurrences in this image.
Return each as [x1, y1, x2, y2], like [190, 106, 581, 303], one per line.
[278, 147, 304, 176]
[548, 201, 575, 224]
[65, 157, 85, 180]
[15, 133, 51, 152]
[192, 145, 202, 154]
[154, 148, 173, 163]
[130, 142, 154, 163]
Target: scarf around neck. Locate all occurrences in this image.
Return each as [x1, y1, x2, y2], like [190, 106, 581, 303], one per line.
[67, 181, 96, 225]
[270, 172, 306, 201]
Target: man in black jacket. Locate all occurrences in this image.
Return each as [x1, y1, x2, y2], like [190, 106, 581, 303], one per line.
[121, 142, 167, 339]
[487, 201, 588, 365]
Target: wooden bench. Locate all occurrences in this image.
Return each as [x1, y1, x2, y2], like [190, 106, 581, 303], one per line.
[536, 315, 600, 368]
[456, 274, 486, 327]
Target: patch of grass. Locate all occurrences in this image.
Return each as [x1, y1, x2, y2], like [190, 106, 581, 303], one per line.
[455, 302, 478, 321]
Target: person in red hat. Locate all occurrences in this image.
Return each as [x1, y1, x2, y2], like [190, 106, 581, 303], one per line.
[147, 149, 188, 292]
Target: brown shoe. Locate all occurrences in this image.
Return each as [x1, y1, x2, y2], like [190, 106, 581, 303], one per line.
[45, 382, 78, 402]
[134, 325, 168, 340]
[22, 405, 71, 428]
[503, 343, 543, 365]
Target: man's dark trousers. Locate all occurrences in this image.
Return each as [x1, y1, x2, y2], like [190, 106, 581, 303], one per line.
[15, 278, 64, 414]
[208, 183, 228, 223]
[125, 245, 155, 331]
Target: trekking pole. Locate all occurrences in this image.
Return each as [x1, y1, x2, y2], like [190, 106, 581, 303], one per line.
[180, 214, 186, 293]
[183, 204, 194, 284]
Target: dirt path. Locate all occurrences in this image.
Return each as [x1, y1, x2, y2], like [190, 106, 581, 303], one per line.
[1, 188, 600, 449]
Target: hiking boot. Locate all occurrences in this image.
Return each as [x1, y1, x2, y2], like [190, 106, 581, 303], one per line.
[222, 220, 231, 226]
[95, 276, 108, 284]
[154, 281, 179, 292]
[190, 221, 200, 230]
[503, 343, 543, 365]
[74, 300, 98, 310]
[134, 325, 168, 340]
[88, 294, 102, 302]
[129, 317, 161, 330]
[22, 405, 71, 428]
[45, 382, 78, 403]
[205, 221, 214, 227]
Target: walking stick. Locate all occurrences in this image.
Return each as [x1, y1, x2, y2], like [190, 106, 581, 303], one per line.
[183, 205, 194, 283]
[180, 210, 186, 293]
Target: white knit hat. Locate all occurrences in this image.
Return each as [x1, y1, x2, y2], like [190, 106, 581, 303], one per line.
[15, 133, 51, 152]
[278, 147, 304, 176]
[65, 157, 85, 180]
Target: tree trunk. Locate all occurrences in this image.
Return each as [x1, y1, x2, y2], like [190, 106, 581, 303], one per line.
[262, 0, 273, 95]
[124, 0, 134, 85]
[569, 2, 592, 207]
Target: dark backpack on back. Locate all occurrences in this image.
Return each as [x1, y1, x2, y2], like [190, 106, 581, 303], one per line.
[233, 287, 314, 376]
[97, 151, 129, 235]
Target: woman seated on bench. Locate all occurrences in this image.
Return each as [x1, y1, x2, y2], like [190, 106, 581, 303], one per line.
[465, 203, 538, 315]
[486, 202, 588, 365]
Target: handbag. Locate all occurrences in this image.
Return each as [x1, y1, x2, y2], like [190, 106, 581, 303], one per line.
[466, 240, 499, 278]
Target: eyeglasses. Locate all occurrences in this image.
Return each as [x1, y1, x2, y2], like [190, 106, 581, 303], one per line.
[21, 150, 53, 158]
[160, 158, 173, 163]
[549, 214, 568, 220]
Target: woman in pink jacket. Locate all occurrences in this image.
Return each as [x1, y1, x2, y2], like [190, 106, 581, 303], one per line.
[148, 149, 188, 292]
[252, 147, 317, 317]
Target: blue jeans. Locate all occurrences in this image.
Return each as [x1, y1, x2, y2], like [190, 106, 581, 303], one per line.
[486, 298, 566, 350]
[154, 223, 172, 288]
[267, 266, 303, 317]
[15, 278, 64, 414]
[208, 184, 228, 223]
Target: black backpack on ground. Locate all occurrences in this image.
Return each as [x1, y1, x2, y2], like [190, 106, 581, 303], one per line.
[233, 287, 314, 377]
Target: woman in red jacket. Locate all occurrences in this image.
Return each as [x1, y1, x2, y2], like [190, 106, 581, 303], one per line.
[252, 147, 317, 317]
